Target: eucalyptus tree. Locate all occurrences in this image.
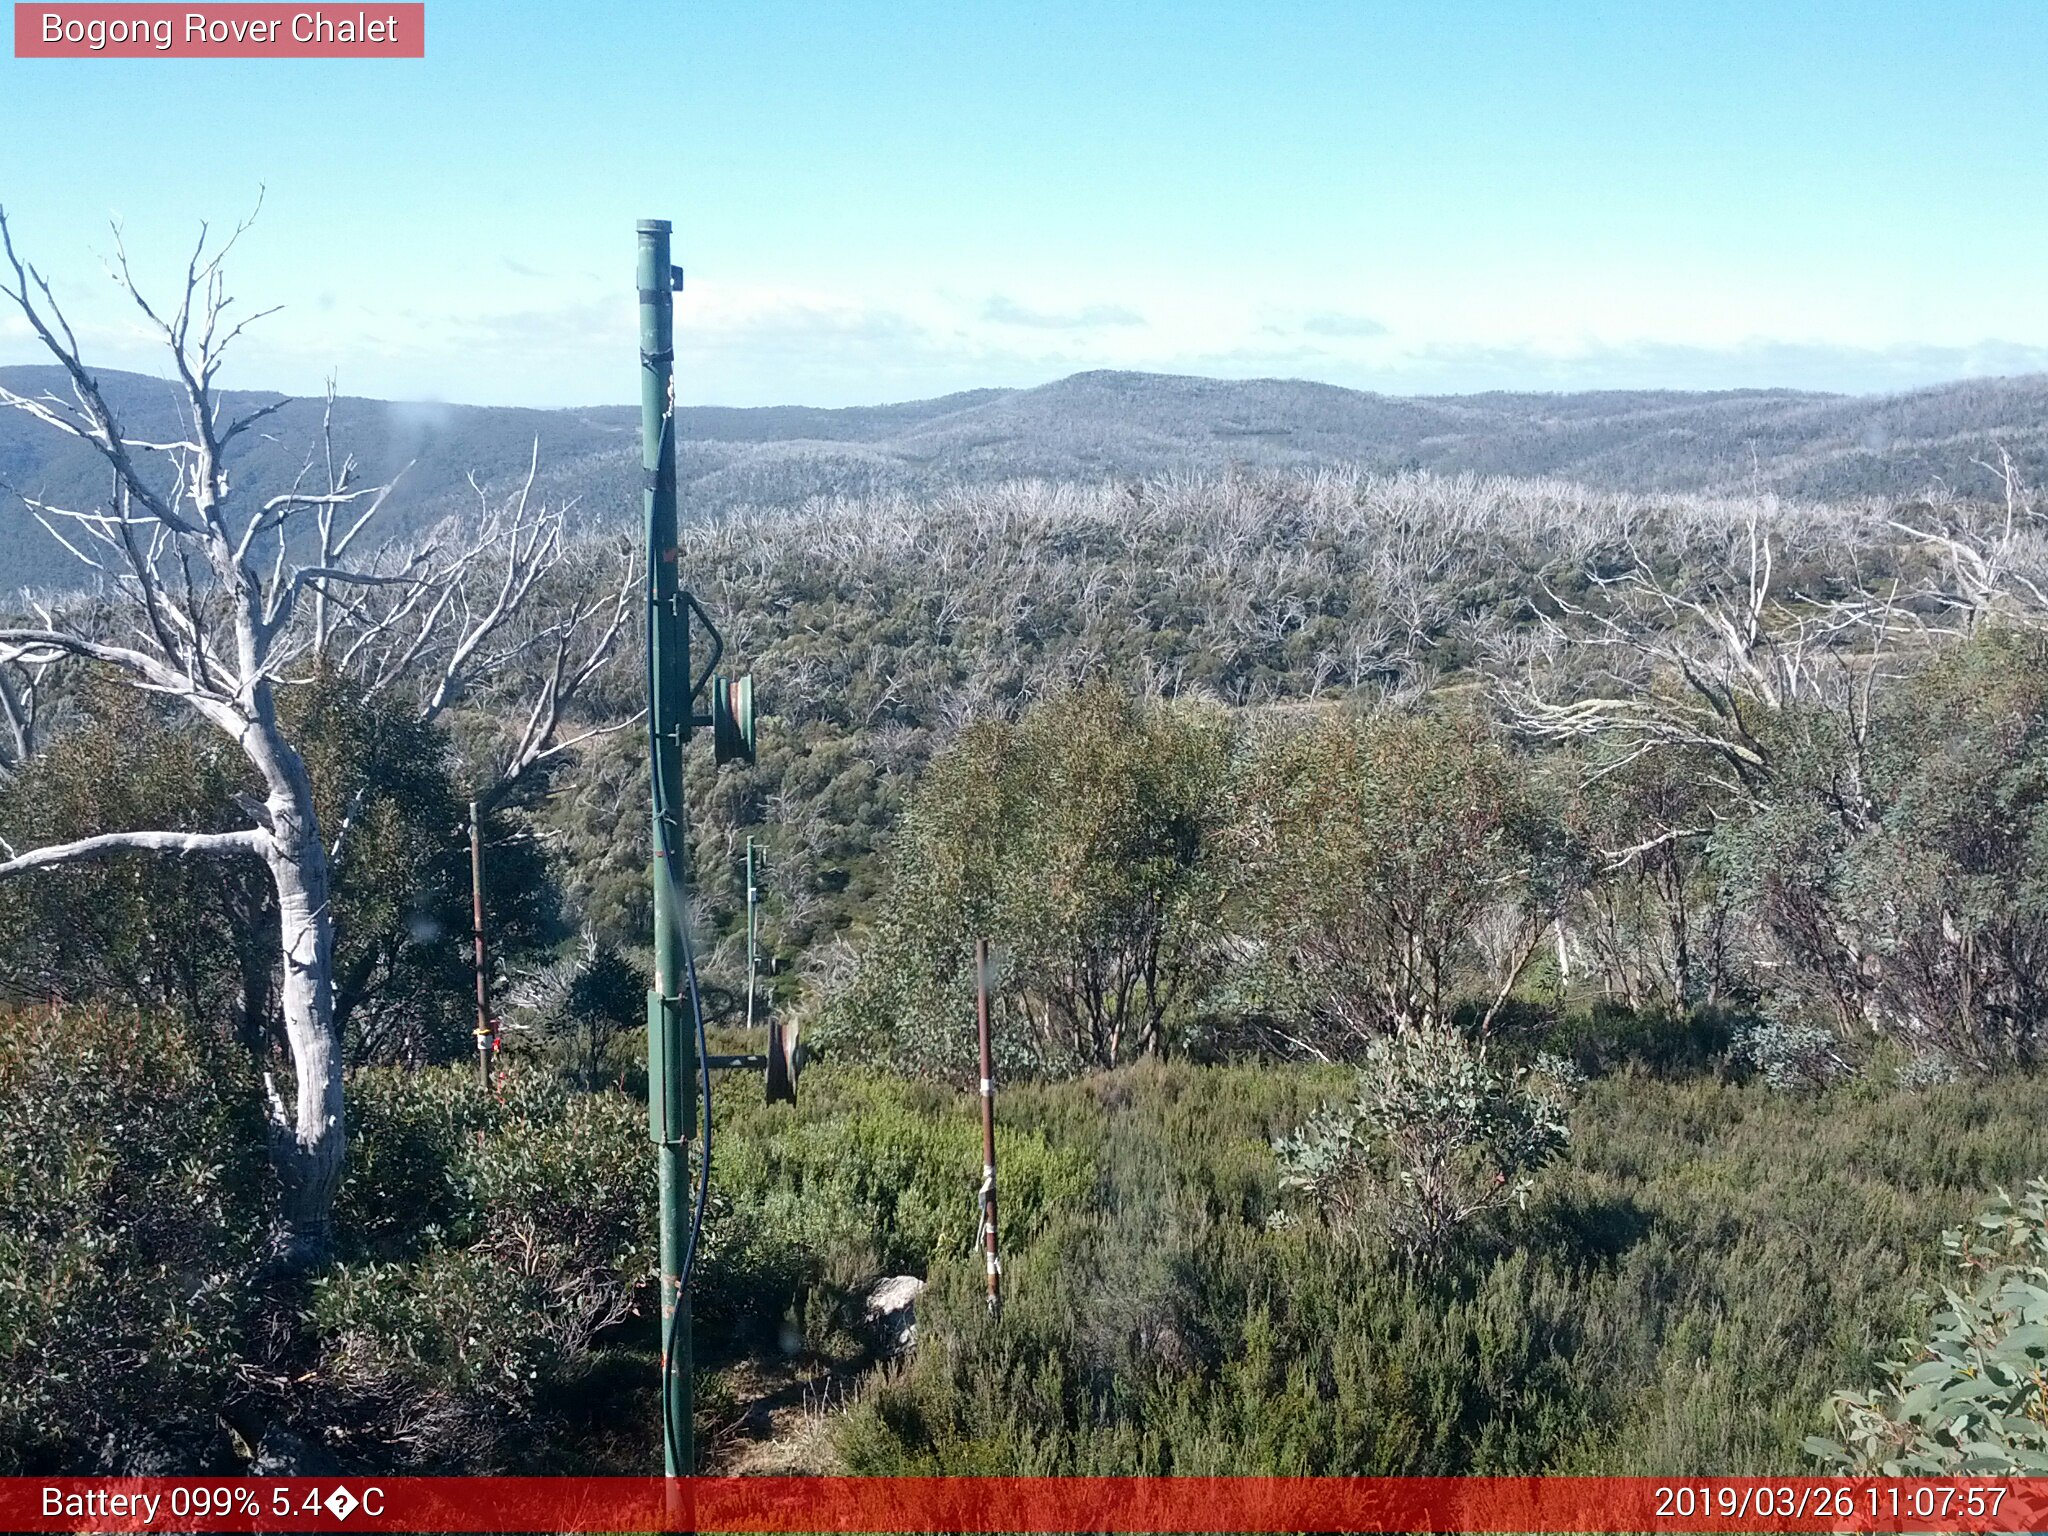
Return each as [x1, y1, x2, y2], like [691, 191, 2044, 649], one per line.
[1233, 708, 1555, 1055]
[832, 681, 1235, 1076]
[1502, 476, 2048, 1053]
[0, 206, 634, 1265]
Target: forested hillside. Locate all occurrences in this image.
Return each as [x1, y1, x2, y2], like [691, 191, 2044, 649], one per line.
[15, 0, 2048, 1493]
[8, 362, 2048, 589]
[10, 453, 2048, 1476]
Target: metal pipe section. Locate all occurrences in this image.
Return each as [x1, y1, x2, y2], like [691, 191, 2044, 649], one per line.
[639, 217, 695, 1478]
[760, 835, 797, 1105]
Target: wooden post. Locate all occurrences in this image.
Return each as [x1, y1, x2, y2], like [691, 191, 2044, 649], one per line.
[469, 799, 491, 1089]
[976, 937, 1001, 1318]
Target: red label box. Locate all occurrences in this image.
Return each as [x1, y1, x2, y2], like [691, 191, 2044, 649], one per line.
[7, 1476, 2048, 1533]
[14, 3, 424, 56]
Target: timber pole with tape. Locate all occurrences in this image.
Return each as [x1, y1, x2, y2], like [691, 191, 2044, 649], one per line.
[976, 937, 1001, 1318]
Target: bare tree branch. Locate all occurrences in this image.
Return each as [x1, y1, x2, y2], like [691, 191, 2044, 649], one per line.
[0, 826, 266, 877]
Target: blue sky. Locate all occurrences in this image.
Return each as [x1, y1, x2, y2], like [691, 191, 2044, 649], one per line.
[3, 1, 2047, 407]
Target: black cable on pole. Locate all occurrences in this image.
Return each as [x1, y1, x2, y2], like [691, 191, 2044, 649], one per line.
[666, 919, 713, 1472]
[648, 575, 715, 1478]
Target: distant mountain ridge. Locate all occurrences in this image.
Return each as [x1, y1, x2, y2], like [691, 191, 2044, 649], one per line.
[2, 364, 2045, 591]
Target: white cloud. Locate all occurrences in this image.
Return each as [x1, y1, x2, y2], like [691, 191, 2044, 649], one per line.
[10, 258, 2048, 409]
[982, 295, 1146, 330]
[1301, 311, 1388, 339]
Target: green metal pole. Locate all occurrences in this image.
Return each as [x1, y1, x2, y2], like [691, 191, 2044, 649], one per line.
[639, 217, 695, 1479]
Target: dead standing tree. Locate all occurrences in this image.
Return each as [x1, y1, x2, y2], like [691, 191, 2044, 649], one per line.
[1499, 479, 2048, 832]
[0, 207, 634, 1266]
[1496, 504, 1934, 1034]
[1500, 508, 1900, 819]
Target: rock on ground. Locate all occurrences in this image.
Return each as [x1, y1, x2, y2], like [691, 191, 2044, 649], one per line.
[863, 1274, 926, 1355]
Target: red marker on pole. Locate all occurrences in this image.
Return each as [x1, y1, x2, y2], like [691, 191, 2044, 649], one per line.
[976, 937, 1001, 1319]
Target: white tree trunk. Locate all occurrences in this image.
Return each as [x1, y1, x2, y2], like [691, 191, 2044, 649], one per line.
[267, 843, 343, 1265]
[250, 716, 346, 1269]
[0, 207, 632, 1273]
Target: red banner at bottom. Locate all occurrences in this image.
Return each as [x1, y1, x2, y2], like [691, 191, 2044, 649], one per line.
[10, 1476, 2048, 1533]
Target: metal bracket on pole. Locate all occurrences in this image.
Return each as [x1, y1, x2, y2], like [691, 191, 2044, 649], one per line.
[645, 990, 695, 1145]
[682, 591, 723, 700]
[678, 593, 756, 765]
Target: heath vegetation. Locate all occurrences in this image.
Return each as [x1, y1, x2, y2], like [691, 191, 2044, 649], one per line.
[4, 220, 2048, 1474]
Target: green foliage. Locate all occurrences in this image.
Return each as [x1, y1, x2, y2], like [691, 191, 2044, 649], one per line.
[1, 1011, 666, 1474]
[533, 727, 650, 951]
[835, 1060, 2048, 1477]
[1540, 1002, 1738, 1080]
[314, 1060, 1090, 1470]
[708, 1066, 1096, 1355]
[545, 472, 1688, 1026]
[1709, 705, 1868, 1029]
[520, 474, 2048, 1093]
[1234, 709, 1556, 1049]
[9, 995, 2048, 1479]
[1735, 1018, 1855, 1094]
[313, 1065, 654, 1470]
[1554, 742, 1738, 1011]
[1851, 631, 2048, 1067]
[287, 670, 564, 1064]
[503, 935, 648, 1089]
[0, 684, 273, 1041]
[831, 682, 1235, 1076]
[0, 672, 564, 1067]
[1810, 1180, 2048, 1473]
[841, 697, 1572, 1076]
[1274, 1024, 1576, 1262]
[1716, 630, 2048, 1067]
[0, 1005, 265, 1473]
[435, 474, 2048, 1093]
[20, 463, 2048, 1482]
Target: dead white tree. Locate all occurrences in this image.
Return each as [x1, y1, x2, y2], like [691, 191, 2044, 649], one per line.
[0, 206, 633, 1266]
[1493, 502, 1960, 1037]
[1499, 507, 1899, 819]
[1501, 466, 2048, 835]
[1885, 448, 2048, 634]
[0, 653, 52, 768]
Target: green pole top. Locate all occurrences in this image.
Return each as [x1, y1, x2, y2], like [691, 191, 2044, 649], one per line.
[637, 218, 672, 234]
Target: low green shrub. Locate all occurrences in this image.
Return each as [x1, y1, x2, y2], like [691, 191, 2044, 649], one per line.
[312, 1064, 656, 1470]
[836, 1063, 2048, 1476]
[9, 1001, 2048, 1480]
[1736, 1017, 1857, 1094]
[1541, 1002, 1739, 1079]
[710, 1066, 1096, 1356]
[0, 1005, 265, 1473]
[1809, 1179, 2048, 1473]
[1273, 1024, 1576, 1264]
